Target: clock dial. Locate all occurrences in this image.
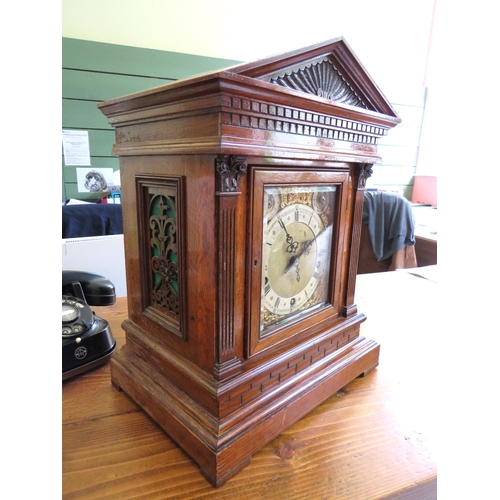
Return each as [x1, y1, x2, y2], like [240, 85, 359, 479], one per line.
[260, 185, 336, 333]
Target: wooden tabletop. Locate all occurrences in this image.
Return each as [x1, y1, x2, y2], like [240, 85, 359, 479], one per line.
[62, 270, 437, 499]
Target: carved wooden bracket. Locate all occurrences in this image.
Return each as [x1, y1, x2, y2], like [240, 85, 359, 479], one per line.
[355, 163, 373, 190]
[215, 155, 247, 195]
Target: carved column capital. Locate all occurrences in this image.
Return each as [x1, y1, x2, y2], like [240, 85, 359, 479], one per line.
[215, 155, 247, 195]
[355, 163, 373, 190]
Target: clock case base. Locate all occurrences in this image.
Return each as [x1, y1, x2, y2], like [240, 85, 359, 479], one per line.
[110, 316, 378, 487]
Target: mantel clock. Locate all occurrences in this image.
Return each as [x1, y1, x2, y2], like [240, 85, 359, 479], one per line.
[98, 37, 401, 487]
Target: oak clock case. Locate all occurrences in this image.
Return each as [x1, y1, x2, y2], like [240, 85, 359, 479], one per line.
[98, 37, 401, 488]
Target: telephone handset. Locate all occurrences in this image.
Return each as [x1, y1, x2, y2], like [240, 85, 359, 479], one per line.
[62, 271, 117, 381]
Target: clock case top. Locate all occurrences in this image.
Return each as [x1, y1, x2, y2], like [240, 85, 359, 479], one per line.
[98, 37, 401, 487]
[99, 37, 400, 161]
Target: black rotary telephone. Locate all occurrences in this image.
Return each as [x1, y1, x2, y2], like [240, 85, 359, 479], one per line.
[62, 271, 117, 381]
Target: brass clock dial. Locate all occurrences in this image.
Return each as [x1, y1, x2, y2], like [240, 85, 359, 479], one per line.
[260, 185, 336, 333]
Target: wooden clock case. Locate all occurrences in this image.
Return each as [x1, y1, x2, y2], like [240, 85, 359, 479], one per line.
[98, 37, 400, 487]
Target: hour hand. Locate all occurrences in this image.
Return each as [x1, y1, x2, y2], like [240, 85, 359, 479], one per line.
[278, 219, 298, 253]
[285, 238, 312, 268]
[282, 232, 319, 276]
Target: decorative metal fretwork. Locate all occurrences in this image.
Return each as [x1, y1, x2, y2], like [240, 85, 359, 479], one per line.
[138, 176, 186, 338]
[278, 189, 313, 208]
[267, 57, 369, 109]
[149, 192, 179, 318]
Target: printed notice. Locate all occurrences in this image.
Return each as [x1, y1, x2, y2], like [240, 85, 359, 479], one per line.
[62, 130, 91, 166]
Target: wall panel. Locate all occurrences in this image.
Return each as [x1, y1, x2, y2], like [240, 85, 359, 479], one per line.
[62, 38, 240, 201]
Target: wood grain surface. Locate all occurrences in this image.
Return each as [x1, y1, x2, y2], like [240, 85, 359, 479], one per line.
[62, 271, 437, 499]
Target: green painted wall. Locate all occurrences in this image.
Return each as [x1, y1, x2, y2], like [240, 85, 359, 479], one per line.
[62, 38, 240, 201]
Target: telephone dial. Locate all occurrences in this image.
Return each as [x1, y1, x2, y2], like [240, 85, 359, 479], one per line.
[62, 270, 117, 381]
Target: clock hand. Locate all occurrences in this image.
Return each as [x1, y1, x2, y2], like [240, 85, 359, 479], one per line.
[278, 218, 299, 254]
[282, 223, 332, 277]
[283, 234, 317, 276]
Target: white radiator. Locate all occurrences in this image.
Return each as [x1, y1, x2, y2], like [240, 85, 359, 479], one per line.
[62, 235, 127, 297]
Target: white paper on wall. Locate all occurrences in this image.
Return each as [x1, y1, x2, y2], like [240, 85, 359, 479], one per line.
[62, 130, 91, 166]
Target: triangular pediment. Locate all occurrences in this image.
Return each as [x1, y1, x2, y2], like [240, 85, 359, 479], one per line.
[228, 37, 398, 119]
[99, 36, 401, 159]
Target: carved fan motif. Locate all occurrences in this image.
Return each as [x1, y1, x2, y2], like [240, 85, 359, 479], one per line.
[269, 58, 368, 109]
